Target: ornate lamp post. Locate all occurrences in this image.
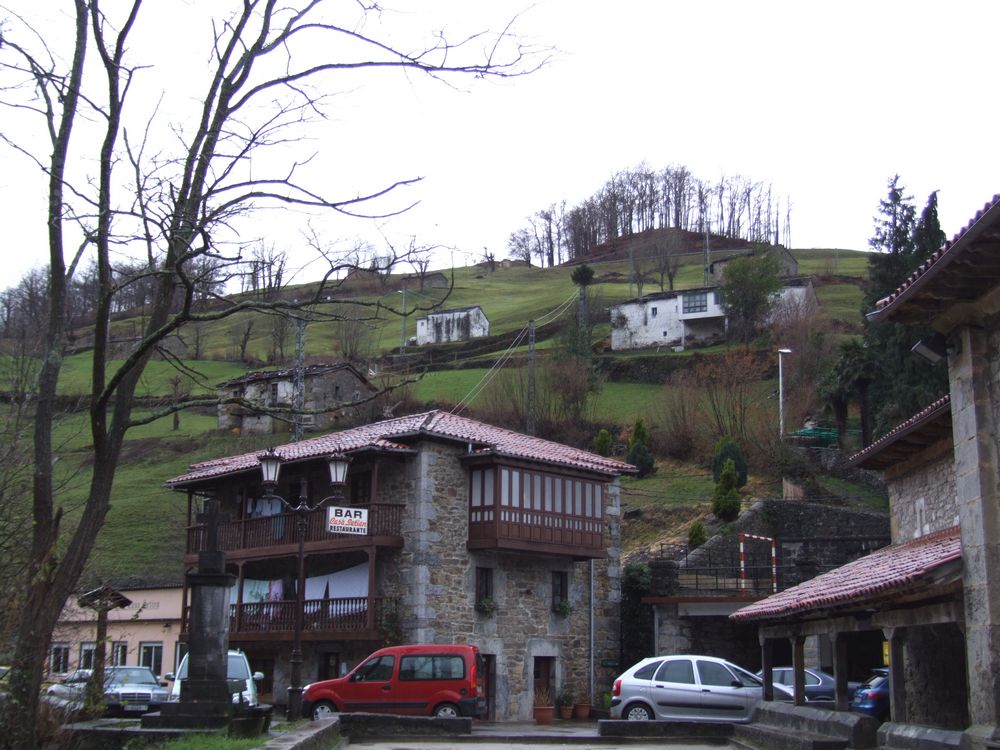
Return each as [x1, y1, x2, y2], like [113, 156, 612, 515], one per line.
[257, 448, 351, 721]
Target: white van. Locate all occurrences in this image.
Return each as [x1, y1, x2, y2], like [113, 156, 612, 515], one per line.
[166, 650, 264, 707]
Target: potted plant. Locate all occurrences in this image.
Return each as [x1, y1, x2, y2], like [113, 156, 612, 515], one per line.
[573, 694, 591, 720]
[554, 599, 572, 618]
[556, 685, 574, 719]
[532, 685, 554, 725]
[474, 596, 497, 617]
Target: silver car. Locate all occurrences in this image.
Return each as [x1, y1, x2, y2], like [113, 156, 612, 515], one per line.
[610, 654, 793, 722]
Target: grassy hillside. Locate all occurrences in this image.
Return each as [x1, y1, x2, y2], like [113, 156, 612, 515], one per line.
[11, 245, 876, 584]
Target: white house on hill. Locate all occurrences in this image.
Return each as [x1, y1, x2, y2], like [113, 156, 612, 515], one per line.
[415, 305, 489, 345]
[610, 278, 817, 351]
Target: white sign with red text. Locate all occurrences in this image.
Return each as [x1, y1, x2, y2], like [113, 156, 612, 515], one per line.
[327, 506, 368, 535]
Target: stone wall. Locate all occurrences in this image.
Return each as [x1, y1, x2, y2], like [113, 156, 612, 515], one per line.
[391, 441, 622, 720]
[885, 443, 957, 541]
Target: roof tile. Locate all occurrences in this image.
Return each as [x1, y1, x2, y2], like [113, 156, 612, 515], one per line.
[169, 409, 636, 486]
[731, 527, 960, 622]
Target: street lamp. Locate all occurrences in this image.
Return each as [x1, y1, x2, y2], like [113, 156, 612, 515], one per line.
[257, 448, 351, 721]
[778, 348, 792, 437]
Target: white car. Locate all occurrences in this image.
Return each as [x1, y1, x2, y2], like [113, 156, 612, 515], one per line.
[610, 654, 794, 723]
[166, 650, 264, 707]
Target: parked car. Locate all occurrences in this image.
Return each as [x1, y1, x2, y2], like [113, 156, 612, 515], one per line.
[756, 667, 862, 702]
[166, 650, 264, 707]
[610, 654, 794, 723]
[302, 644, 486, 720]
[850, 667, 890, 721]
[44, 666, 170, 717]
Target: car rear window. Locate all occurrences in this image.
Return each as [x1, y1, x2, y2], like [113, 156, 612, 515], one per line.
[399, 655, 466, 681]
[632, 661, 662, 680]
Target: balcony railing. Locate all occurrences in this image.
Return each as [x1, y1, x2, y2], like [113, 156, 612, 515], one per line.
[228, 596, 393, 636]
[186, 503, 404, 555]
[469, 507, 604, 557]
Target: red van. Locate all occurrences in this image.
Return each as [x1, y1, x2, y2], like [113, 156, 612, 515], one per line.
[302, 644, 486, 720]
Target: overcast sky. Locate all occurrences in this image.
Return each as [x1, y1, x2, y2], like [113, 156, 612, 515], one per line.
[2, 0, 999, 291]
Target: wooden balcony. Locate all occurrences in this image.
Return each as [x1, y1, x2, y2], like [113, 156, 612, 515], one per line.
[468, 507, 606, 559]
[185, 503, 404, 561]
[182, 596, 395, 642]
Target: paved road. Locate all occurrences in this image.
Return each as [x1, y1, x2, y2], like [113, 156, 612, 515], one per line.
[349, 743, 728, 750]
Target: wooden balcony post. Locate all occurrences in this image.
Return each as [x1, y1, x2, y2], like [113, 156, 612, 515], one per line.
[367, 548, 376, 631]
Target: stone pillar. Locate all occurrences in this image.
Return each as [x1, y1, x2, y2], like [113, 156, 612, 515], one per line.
[832, 632, 851, 712]
[950, 326, 1000, 747]
[144, 498, 234, 729]
[790, 635, 806, 707]
[759, 636, 774, 702]
[884, 627, 907, 724]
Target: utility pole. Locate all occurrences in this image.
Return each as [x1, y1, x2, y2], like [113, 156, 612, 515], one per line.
[704, 226, 711, 286]
[526, 319, 536, 436]
[292, 315, 307, 442]
[400, 287, 408, 351]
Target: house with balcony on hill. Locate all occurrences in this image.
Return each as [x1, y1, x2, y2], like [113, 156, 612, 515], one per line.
[609, 277, 817, 351]
[167, 409, 635, 720]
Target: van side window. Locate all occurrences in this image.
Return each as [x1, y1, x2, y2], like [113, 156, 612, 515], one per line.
[356, 655, 395, 681]
[399, 655, 466, 681]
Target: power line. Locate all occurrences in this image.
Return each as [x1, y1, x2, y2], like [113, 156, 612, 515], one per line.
[451, 292, 578, 415]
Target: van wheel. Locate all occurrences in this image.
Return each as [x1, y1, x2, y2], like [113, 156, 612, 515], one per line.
[624, 703, 653, 721]
[312, 701, 337, 720]
[433, 703, 460, 718]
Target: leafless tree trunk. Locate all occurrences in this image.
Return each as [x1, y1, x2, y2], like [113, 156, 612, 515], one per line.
[0, 2, 542, 745]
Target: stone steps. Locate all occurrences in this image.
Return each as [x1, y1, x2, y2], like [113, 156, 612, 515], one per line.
[733, 722, 850, 750]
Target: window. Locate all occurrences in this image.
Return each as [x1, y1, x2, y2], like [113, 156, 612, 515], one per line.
[79, 642, 96, 670]
[650, 306, 658, 318]
[111, 641, 128, 666]
[655, 659, 696, 685]
[268, 382, 279, 405]
[175, 642, 189, 672]
[399, 655, 466, 681]
[633, 661, 662, 680]
[682, 292, 708, 313]
[50, 644, 70, 674]
[697, 659, 736, 687]
[356, 655, 395, 682]
[551, 571, 568, 613]
[475, 567, 494, 604]
[139, 642, 163, 677]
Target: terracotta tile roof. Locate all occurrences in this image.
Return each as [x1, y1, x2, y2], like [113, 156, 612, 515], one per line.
[168, 410, 636, 487]
[872, 194, 1000, 324]
[849, 395, 952, 470]
[730, 527, 961, 622]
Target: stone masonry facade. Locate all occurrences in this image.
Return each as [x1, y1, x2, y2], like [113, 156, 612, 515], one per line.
[377, 441, 621, 720]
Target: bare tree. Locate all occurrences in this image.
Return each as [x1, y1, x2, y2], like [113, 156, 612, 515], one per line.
[0, 2, 542, 745]
[654, 229, 684, 291]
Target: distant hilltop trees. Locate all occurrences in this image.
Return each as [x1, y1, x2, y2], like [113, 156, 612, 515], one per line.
[507, 162, 792, 267]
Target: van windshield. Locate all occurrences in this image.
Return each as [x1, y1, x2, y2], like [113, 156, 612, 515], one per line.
[176, 654, 250, 680]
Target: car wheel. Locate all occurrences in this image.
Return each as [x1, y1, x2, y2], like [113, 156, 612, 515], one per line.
[624, 703, 653, 721]
[433, 702, 460, 718]
[312, 700, 337, 720]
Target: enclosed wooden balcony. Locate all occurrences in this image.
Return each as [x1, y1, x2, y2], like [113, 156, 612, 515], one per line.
[468, 507, 605, 559]
[184, 503, 404, 562]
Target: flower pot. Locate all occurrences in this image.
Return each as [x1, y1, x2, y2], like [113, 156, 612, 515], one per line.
[558, 705, 573, 719]
[533, 705, 554, 725]
[573, 703, 591, 720]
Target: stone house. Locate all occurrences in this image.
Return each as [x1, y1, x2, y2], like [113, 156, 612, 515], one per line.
[731, 194, 1000, 749]
[609, 277, 817, 351]
[217, 363, 377, 435]
[415, 306, 489, 346]
[167, 410, 634, 719]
